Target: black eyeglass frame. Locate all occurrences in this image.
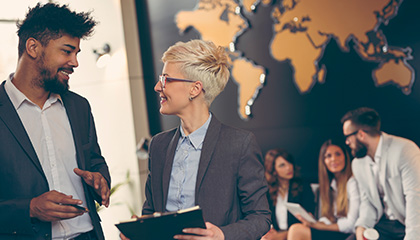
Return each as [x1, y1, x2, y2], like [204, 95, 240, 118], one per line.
[344, 129, 371, 141]
[344, 130, 359, 140]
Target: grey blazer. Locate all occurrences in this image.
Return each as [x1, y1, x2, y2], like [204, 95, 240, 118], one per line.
[142, 116, 271, 240]
[351, 132, 420, 239]
[0, 81, 110, 240]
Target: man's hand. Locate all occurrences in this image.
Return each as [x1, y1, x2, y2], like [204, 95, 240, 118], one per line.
[30, 190, 86, 222]
[356, 226, 366, 240]
[74, 168, 110, 207]
[173, 222, 224, 240]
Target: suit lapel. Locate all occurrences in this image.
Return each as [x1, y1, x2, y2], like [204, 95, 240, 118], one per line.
[62, 94, 86, 170]
[162, 127, 181, 209]
[361, 156, 383, 213]
[195, 116, 221, 200]
[379, 133, 390, 192]
[0, 82, 45, 175]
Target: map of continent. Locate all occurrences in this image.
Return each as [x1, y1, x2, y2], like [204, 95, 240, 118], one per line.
[176, 0, 415, 119]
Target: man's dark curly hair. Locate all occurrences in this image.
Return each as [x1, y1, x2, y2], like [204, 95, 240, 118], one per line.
[16, 3, 97, 58]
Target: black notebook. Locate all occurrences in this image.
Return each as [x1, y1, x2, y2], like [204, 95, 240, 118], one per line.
[115, 206, 206, 240]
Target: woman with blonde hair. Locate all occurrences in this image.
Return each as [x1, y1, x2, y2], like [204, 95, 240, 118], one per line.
[262, 149, 315, 240]
[287, 139, 360, 240]
[121, 39, 271, 240]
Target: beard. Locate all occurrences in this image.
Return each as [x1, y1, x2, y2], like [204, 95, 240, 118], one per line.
[37, 52, 70, 95]
[41, 69, 69, 95]
[351, 138, 368, 158]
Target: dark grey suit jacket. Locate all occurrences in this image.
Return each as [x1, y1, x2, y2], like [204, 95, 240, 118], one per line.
[0, 81, 110, 240]
[142, 116, 271, 240]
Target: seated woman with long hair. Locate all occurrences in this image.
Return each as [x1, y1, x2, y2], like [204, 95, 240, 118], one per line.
[287, 139, 360, 240]
[262, 149, 315, 240]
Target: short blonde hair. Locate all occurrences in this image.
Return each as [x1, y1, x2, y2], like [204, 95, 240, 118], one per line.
[162, 39, 230, 106]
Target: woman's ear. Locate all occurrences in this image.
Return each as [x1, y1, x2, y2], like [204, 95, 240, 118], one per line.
[190, 81, 204, 98]
[26, 38, 40, 59]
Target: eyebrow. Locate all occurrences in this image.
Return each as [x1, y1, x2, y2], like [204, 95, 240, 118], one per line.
[64, 44, 81, 53]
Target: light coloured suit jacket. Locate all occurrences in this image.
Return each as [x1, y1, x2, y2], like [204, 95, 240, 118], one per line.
[351, 132, 420, 239]
[142, 116, 271, 240]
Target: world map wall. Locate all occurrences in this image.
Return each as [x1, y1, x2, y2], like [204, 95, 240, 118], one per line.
[141, 0, 420, 180]
[176, 0, 415, 119]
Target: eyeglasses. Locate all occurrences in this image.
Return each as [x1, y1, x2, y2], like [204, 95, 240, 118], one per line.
[158, 75, 204, 92]
[344, 130, 359, 141]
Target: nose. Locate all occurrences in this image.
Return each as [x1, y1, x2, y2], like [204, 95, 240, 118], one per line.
[69, 54, 79, 68]
[345, 139, 350, 145]
[154, 80, 162, 93]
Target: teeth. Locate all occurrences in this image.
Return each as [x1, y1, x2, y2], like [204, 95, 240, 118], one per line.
[60, 71, 69, 76]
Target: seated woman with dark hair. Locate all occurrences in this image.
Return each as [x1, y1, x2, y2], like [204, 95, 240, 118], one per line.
[287, 139, 360, 240]
[262, 149, 315, 240]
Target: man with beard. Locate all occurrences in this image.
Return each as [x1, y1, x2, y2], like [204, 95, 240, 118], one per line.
[341, 107, 420, 240]
[0, 3, 110, 240]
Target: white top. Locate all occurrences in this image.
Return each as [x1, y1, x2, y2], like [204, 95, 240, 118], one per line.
[5, 75, 93, 239]
[318, 177, 360, 233]
[275, 191, 289, 230]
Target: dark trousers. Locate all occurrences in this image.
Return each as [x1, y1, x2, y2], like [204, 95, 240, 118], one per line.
[311, 228, 351, 240]
[375, 215, 405, 240]
[345, 215, 405, 240]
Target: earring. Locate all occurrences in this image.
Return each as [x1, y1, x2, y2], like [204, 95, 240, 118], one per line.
[189, 96, 193, 101]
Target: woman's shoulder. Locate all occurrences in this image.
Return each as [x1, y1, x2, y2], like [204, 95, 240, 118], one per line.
[150, 127, 178, 144]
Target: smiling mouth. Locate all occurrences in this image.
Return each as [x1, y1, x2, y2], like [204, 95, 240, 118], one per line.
[159, 95, 167, 102]
[59, 68, 74, 76]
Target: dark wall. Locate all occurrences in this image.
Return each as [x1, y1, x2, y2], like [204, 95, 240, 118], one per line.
[135, 0, 420, 182]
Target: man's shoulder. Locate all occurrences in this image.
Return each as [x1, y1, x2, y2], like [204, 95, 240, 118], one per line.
[383, 132, 418, 148]
[61, 91, 90, 109]
[62, 90, 88, 101]
[351, 156, 370, 169]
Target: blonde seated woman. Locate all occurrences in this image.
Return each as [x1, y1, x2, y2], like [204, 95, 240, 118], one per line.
[287, 139, 360, 240]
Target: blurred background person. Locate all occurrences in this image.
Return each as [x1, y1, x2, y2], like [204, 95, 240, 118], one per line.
[121, 39, 271, 240]
[262, 149, 315, 240]
[287, 139, 360, 240]
[342, 107, 420, 240]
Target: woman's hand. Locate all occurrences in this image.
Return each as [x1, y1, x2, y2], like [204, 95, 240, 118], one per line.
[119, 215, 139, 240]
[295, 213, 315, 228]
[173, 222, 224, 240]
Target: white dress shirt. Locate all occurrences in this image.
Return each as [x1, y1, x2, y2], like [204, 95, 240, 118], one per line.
[318, 177, 360, 233]
[5, 75, 93, 239]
